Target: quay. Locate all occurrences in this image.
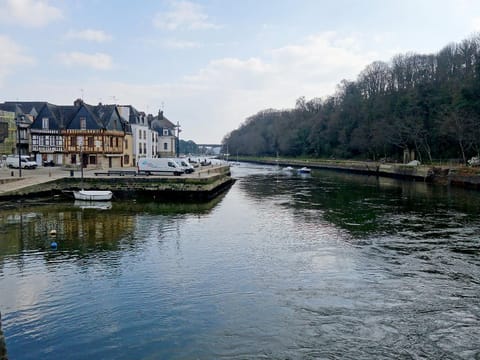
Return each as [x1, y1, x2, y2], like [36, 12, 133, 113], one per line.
[0, 163, 234, 202]
[247, 158, 480, 189]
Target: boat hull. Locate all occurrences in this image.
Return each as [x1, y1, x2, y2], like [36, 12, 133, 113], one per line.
[297, 167, 311, 174]
[73, 190, 113, 201]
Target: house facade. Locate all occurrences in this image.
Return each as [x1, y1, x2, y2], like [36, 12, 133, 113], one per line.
[31, 99, 132, 168]
[151, 110, 178, 157]
[1, 100, 179, 167]
[118, 105, 158, 165]
[30, 103, 66, 165]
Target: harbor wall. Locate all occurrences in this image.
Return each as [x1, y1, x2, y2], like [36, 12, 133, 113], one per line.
[0, 165, 234, 202]
[246, 158, 480, 188]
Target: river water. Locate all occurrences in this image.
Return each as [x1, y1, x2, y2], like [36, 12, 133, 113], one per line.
[0, 163, 479, 359]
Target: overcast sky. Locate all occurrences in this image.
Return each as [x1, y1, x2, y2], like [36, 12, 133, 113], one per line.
[0, 0, 479, 143]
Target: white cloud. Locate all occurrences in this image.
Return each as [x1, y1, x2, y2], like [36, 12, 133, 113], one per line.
[65, 29, 112, 43]
[0, 35, 34, 85]
[58, 52, 113, 70]
[163, 39, 202, 49]
[153, 0, 220, 30]
[5, 32, 380, 142]
[0, 0, 63, 27]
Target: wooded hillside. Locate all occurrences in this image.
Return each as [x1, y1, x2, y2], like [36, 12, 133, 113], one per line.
[222, 34, 480, 164]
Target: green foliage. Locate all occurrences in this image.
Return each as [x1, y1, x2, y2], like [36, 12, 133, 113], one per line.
[223, 34, 480, 164]
[179, 139, 199, 155]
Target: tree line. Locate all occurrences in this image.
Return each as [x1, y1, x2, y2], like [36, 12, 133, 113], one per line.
[222, 34, 480, 164]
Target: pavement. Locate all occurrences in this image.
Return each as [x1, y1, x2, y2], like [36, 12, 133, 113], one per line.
[0, 165, 71, 195]
[0, 163, 229, 195]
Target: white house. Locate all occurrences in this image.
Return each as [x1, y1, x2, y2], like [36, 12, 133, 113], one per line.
[118, 105, 158, 164]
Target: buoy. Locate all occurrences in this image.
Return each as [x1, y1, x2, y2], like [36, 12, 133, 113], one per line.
[50, 241, 58, 249]
[49, 229, 57, 236]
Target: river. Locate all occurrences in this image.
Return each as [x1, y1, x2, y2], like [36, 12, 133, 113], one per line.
[0, 163, 479, 359]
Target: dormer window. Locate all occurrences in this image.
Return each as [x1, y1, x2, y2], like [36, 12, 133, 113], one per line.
[80, 117, 86, 130]
[42, 117, 49, 130]
[163, 129, 169, 136]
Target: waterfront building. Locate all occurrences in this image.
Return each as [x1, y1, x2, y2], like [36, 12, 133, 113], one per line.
[1, 100, 180, 168]
[117, 105, 157, 165]
[151, 110, 178, 157]
[0, 102, 36, 160]
[0, 110, 16, 157]
[29, 102, 67, 165]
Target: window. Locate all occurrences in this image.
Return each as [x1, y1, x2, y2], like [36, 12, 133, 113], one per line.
[124, 155, 129, 164]
[139, 144, 142, 154]
[71, 136, 77, 147]
[89, 155, 96, 165]
[143, 143, 147, 154]
[88, 137, 94, 147]
[80, 117, 86, 130]
[116, 138, 119, 147]
[164, 142, 168, 150]
[163, 129, 169, 136]
[110, 137, 114, 147]
[42, 117, 49, 130]
[125, 139, 128, 149]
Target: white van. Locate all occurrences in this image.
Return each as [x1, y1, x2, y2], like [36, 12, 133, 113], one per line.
[137, 158, 184, 176]
[174, 158, 195, 174]
[6, 155, 37, 169]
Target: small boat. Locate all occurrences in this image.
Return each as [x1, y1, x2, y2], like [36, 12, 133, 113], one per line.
[282, 166, 294, 172]
[73, 189, 113, 201]
[297, 167, 311, 174]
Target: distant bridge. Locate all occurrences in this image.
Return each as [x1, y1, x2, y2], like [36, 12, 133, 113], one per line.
[197, 144, 222, 148]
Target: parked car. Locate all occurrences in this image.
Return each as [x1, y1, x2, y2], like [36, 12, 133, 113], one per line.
[137, 158, 184, 176]
[174, 158, 195, 174]
[468, 156, 480, 167]
[43, 160, 55, 167]
[6, 155, 37, 169]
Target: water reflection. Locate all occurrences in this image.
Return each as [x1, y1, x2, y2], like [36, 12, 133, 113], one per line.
[0, 193, 225, 259]
[236, 166, 480, 237]
[1, 163, 479, 359]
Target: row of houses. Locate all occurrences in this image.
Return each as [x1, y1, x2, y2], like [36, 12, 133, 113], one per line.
[0, 99, 180, 168]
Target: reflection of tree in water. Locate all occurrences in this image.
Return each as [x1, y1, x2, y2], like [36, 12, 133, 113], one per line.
[237, 169, 480, 237]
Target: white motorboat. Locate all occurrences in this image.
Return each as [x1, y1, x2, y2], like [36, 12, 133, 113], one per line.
[282, 166, 294, 172]
[297, 167, 311, 174]
[73, 190, 113, 201]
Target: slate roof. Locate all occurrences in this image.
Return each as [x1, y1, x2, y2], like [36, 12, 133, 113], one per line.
[3, 100, 132, 133]
[151, 110, 176, 133]
[31, 103, 78, 130]
[0, 101, 49, 118]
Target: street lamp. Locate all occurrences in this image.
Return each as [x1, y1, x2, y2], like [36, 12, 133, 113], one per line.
[16, 115, 25, 178]
[175, 121, 181, 157]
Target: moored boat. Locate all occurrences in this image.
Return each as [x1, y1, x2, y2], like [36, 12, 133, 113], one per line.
[297, 167, 311, 174]
[73, 190, 113, 201]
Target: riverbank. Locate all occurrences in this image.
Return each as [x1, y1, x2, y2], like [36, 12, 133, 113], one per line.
[238, 157, 480, 189]
[0, 164, 234, 202]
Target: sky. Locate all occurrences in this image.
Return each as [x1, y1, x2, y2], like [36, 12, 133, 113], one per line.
[0, 0, 479, 144]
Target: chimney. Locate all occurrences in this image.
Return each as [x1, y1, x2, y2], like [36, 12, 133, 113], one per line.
[74, 98, 84, 107]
